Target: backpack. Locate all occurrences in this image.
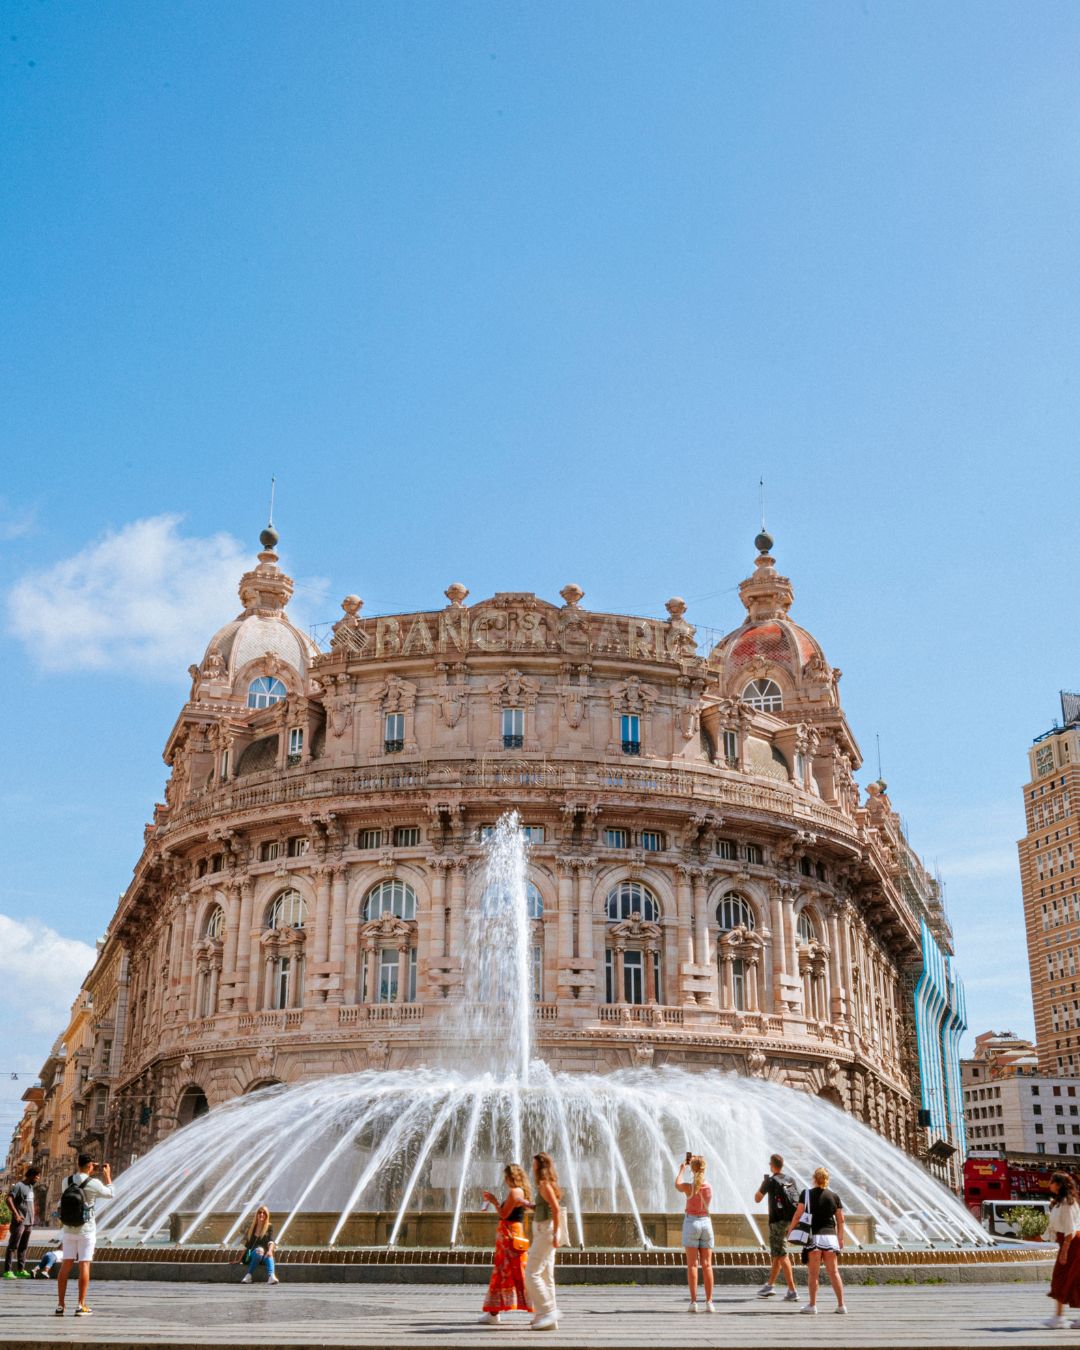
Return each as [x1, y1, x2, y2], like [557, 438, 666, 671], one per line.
[59, 1175, 91, 1228]
[772, 1173, 800, 1223]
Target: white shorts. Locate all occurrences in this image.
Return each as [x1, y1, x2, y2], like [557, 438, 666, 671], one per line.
[60, 1232, 96, 1264]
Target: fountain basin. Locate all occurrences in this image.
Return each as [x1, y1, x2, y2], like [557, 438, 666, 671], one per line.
[169, 1208, 878, 1249]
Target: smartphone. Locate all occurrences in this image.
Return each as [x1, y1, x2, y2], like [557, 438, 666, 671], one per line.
[685, 1151, 693, 1164]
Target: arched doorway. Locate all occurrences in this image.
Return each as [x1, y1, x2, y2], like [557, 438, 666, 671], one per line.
[176, 1085, 209, 1127]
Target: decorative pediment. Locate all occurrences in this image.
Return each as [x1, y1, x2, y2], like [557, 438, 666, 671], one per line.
[360, 913, 416, 944]
[609, 914, 661, 947]
[487, 668, 539, 709]
[609, 676, 656, 714]
[369, 673, 417, 712]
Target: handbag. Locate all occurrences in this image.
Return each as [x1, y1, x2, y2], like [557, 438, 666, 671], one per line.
[788, 1188, 813, 1246]
[508, 1230, 530, 1253]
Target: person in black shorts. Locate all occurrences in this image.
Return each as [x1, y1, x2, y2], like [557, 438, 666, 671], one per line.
[787, 1166, 846, 1314]
[754, 1153, 798, 1301]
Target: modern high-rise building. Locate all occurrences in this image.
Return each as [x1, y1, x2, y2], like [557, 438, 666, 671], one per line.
[1020, 693, 1080, 1075]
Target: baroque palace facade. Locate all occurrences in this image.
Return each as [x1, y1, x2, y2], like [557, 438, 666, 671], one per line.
[11, 526, 968, 1201]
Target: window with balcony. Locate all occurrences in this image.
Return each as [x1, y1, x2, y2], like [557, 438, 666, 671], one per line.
[384, 713, 405, 753]
[502, 707, 524, 750]
[287, 727, 303, 764]
[621, 714, 641, 755]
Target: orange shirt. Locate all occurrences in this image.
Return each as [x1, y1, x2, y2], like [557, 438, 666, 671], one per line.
[684, 1183, 712, 1216]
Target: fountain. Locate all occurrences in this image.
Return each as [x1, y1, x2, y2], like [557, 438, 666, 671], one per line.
[98, 814, 988, 1253]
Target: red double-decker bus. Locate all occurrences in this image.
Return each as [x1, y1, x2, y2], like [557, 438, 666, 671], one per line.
[964, 1155, 1080, 1215]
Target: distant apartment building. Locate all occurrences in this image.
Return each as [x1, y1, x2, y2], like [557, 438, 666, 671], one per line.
[1019, 692, 1080, 1075]
[962, 1030, 1080, 1159]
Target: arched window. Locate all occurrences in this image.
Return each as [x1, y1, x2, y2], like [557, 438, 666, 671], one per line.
[267, 889, 306, 930]
[797, 910, 816, 945]
[204, 905, 225, 940]
[177, 1085, 209, 1128]
[741, 678, 783, 713]
[247, 676, 288, 709]
[363, 879, 417, 921]
[606, 881, 659, 923]
[527, 882, 544, 919]
[716, 893, 756, 932]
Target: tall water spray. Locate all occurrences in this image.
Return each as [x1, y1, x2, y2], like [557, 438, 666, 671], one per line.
[454, 812, 533, 1084]
[98, 814, 989, 1252]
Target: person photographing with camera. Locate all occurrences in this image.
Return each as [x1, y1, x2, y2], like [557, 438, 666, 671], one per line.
[55, 1153, 113, 1318]
[675, 1152, 714, 1313]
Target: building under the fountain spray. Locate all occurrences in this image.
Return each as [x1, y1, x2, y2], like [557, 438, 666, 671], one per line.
[38, 525, 968, 1204]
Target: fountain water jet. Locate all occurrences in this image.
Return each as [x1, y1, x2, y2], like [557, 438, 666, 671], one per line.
[99, 813, 988, 1251]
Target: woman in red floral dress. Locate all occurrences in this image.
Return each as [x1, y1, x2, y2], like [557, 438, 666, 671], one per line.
[478, 1164, 534, 1326]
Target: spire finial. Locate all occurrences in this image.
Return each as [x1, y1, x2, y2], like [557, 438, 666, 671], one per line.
[259, 476, 279, 551]
[754, 478, 774, 555]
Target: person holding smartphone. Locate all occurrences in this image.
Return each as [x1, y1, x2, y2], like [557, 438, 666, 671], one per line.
[675, 1153, 714, 1313]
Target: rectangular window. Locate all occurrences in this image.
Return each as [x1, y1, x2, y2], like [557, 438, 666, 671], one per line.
[1038, 1142, 1046, 1154]
[502, 707, 524, 749]
[522, 826, 545, 843]
[623, 950, 644, 1005]
[288, 727, 304, 762]
[722, 730, 738, 768]
[1035, 1124, 1044, 1134]
[357, 829, 383, 849]
[377, 948, 398, 1004]
[640, 831, 664, 852]
[384, 713, 405, 752]
[717, 839, 737, 861]
[260, 841, 280, 862]
[532, 945, 543, 1002]
[604, 828, 630, 849]
[621, 714, 641, 755]
[605, 950, 615, 1004]
[746, 843, 764, 865]
[287, 836, 309, 857]
[274, 956, 292, 1010]
[220, 749, 230, 780]
[393, 826, 421, 848]
[732, 957, 747, 1011]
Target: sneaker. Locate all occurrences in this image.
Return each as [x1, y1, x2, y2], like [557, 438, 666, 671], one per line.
[530, 1313, 558, 1330]
[1045, 1316, 1067, 1329]
[800, 1304, 818, 1315]
[241, 1273, 252, 1284]
[54, 1307, 65, 1317]
[688, 1301, 699, 1313]
[757, 1282, 775, 1298]
[1, 1272, 15, 1280]
[267, 1275, 279, 1285]
[784, 1289, 799, 1302]
[1069, 1320, 1080, 1329]
[836, 1305, 848, 1315]
[478, 1312, 501, 1325]
[705, 1301, 715, 1313]
[75, 1306, 92, 1317]
[15, 1271, 31, 1279]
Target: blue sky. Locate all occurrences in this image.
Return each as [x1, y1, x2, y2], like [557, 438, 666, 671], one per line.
[3, 0, 1079, 1137]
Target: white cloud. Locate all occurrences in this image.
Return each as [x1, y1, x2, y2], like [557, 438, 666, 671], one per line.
[0, 914, 97, 1144]
[6, 515, 251, 676]
[0, 496, 36, 541]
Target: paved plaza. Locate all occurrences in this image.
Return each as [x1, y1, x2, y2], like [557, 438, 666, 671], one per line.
[0, 1279, 1073, 1349]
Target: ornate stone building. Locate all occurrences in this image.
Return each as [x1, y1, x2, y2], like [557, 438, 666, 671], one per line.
[63, 525, 959, 1171]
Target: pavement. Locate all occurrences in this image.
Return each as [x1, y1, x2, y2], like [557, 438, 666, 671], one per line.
[0, 1278, 1072, 1348]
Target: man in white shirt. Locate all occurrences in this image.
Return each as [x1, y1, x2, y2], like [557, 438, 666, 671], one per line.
[56, 1153, 113, 1318]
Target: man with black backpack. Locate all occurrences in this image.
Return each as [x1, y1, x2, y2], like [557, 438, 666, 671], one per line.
[55, 1153, 113, 1318]
[754, 1152, 799, 1302]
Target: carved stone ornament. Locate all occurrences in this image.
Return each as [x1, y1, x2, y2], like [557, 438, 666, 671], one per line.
[179, 1054, 194, 1074]
[444, 582, 470, 608]
[331, 595, 368, 653]
[434, 664, 467, 727]
[370, 673, 417, 712]
[609, 676, 657, 714]
[746, 1048, 767, 1078]
[255, 1043, 275, 1071]
[632, 1041, 655, 1067]
[488, 668, 539, 709]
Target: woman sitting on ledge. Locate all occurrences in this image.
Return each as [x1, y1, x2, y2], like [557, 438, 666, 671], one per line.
[239, 1206, 279, 1285]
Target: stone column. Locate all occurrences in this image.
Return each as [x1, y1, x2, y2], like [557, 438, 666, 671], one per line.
[365, 941, 378, 1004]
[449, 860, 467, 957]
[314, 867, 332, 966]
[645, 944, 657, 1005]
[574, 860, 595, 995]
[429, 859, 448, 961]
[720, 950, 733, 1010]
[396, 943, 410, 1004]
[827, 903, 845, 1022]
[676, 866, 695, 1002]
[556, 859, 575, 999]
[326, 866, 348, 1005]
[179, 900, 196, 1022]
[233, 877, 255, 1012]
[262, 950, 275, 1010]
[220, 884, 241, 1011]
[614, 945, 625, 1004]
[692, 870, 719, 1006]
[208, 962, 220, 1016]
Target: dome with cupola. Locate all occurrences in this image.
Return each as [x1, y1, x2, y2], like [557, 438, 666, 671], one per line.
[191, 525, 318, 702]
[709, 532, 837, 710]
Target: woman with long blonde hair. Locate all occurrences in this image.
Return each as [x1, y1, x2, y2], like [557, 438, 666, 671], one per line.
[787, 1165, 846, 1314]
[524, 1152, 564, 1331]
[478, 1163, 533, 1326]
[675, 1153, 714, 1312]
[239, 1205, 278, 1285]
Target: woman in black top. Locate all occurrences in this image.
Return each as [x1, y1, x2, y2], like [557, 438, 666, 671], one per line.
[239, 1205, 278, 1284]
[478, 1164, 533, 1325]
[787, 1166, 846, 1314]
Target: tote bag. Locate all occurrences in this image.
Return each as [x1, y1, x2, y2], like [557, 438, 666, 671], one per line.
[788, 1189, 813, 1245]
